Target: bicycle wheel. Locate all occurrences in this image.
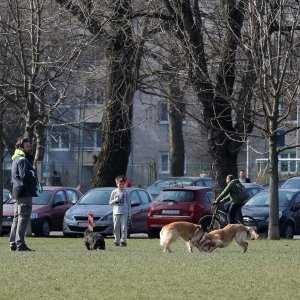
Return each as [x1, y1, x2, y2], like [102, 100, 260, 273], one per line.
[242, 215, 258, 230]
[198, 215, 223, 232]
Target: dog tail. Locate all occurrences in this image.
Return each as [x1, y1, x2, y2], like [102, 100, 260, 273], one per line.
[246, 227, 259, 240]
[160, 227, 166, 246]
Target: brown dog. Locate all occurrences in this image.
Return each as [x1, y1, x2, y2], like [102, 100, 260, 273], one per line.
[160, 221, 205, 253]
[197, 224, 259, 253]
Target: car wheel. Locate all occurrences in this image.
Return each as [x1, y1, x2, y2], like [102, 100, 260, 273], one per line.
[282, 223, 294, 239]
[42, 220, 51, 237]
[148, 229, 159, 239]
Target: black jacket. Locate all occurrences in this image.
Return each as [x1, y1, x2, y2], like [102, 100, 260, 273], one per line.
[11, 156, 37, 198]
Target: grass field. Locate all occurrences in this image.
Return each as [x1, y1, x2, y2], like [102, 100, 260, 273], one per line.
[0, 235, 300, 300]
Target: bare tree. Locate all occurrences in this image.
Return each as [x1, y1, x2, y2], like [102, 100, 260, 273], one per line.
[247, 0, 300, 239]
[0, 0, 86, 170]
[158, 1, 255, 193]
[55, 0, 150, 186]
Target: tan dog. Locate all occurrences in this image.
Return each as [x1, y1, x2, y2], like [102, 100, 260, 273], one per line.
[160, 221, 205, 253]
[198, 224, 259, 253]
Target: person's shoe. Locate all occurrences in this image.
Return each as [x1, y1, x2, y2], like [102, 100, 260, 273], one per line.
[114, 242, 120, 247]
[17, 245, 35, 252]
[10, 245, 17, 251]
[120, 242, 127, 247]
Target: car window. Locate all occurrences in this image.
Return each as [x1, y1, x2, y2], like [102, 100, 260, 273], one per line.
[281, 179, 300, 189]
[203, 180, 212, 187]
[138, 190, 151, 204]
[246, 191, 294, 207]
[130, 191, 141, 205]
[66, 189, 79, 204]
[3, 191, 12, 202]
[54, 191, 67, 205]
[155, 190, 195, 202]
[32, 191, 53, 205]
[78, 189, 112, 205]
[206, 191, 213, 205]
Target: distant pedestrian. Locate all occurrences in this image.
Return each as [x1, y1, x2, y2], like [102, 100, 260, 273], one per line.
[9, 137, 37, 251]
[76, 184, 84, 194]
[109, 175, 131, 247]
[239, 170, 251, 183]
[51, 170, 62, 186]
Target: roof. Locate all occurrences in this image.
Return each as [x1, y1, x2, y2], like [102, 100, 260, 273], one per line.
[162, 186, 211, 191]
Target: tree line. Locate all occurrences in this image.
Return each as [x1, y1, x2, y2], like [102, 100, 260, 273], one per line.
[1, 0, 300, 239]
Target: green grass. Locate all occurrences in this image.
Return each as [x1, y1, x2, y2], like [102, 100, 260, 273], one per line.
[0, 236, 300, 300]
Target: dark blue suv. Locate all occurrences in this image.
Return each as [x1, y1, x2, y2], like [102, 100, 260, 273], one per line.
[242, 189, 300, 238]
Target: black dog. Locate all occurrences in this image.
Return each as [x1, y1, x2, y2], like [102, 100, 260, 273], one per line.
[84, 229, 105, 250]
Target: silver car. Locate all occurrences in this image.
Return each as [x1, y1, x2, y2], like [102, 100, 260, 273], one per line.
[63, 187, 152, 237]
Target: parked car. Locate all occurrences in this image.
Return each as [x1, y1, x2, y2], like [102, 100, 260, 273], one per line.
[63, 187, 153, 237]
[3, 189, 12, 203]
[242, 189, 300, 238]
[242, 183, 265, 201]
[280, 177, 300, 189]
[147, 186, 213, 238]
[146, 176, 212, 199]
[262, 180, 286, 189]
[2, 186, 82, 236]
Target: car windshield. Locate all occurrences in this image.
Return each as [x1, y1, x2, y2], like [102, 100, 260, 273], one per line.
[78, 189, 113, 205]
[155, 190, 195, 202]
[32, 191, 53, 205]
[147, 178, 194, 195]
[245, 191, 294, 207]
[281, 179, 300, 189]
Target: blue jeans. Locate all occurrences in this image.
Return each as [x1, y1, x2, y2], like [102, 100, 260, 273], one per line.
[9, 197, 32, 248]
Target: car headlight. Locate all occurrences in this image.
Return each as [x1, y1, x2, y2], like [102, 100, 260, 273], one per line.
[64, 211, 74, 221]
[31, 213, 38, 219]
[101, 214, 113, 221]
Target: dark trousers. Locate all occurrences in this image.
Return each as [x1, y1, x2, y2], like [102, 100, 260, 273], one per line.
[224, 201, 243, 224]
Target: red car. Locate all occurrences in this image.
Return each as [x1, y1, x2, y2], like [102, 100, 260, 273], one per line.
[2, 186, 82, 237]
[147, 186, 212, 238]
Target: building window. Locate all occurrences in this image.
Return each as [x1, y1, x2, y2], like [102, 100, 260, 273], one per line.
[159, 102, 168, 124]
[50, 130, 70, 150]
[279, 153, 296, 172]
[160, 152, 169, 174]
[83, 122, 102, 149]
[85, 82, 104, 105]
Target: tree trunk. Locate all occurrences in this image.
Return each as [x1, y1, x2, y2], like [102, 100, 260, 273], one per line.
[168, 76, 185, 176]
[208, 128, 239, 196]
[0, 102, 4, 236]
[268, 134, 280, 240]
[91, 0, 137, 187]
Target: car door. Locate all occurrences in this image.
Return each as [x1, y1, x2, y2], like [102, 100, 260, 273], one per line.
[51, 190, 68, 230]
[292, 194, 300, 234]
[137, 190, 152, 232]
[129, 191, 143, 233]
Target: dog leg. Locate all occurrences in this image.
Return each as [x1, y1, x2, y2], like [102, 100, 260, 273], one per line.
[187, 241, 193, 253]
[237, 240, 248, 253]
[235, 232, 249, 253]
[163, 241, 172, 253]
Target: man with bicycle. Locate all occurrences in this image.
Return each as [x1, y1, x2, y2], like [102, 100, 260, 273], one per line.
[214, 175, 244, 224]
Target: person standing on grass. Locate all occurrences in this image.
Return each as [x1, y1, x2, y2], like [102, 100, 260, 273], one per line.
[109, 175, 131, 247]
[9, 137, 37, 252]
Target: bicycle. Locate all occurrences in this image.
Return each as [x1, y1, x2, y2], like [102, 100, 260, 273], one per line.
[198, 202, 258, 232]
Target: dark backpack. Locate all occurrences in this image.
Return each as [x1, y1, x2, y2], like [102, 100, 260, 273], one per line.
[236, 182, 249, 203]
